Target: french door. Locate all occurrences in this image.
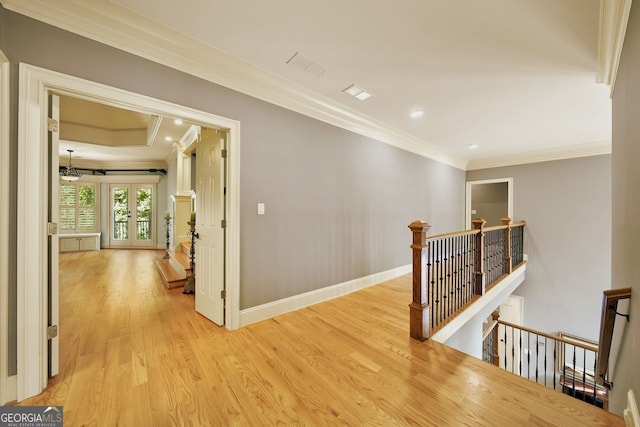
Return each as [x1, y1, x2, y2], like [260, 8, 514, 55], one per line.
[110, 183, 155, 248]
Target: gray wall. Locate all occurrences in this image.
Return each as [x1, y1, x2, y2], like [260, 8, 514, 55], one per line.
[467, 155, 611, 342]
[0, 8, 465, 375]
[610, 0, 640, 415]
[471, 182, 508, 226]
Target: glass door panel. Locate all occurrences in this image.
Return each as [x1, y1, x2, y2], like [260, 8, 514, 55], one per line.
[111, 185, 130, 245]
[110, 183, 155, 248]
[134, 185, 153, 244]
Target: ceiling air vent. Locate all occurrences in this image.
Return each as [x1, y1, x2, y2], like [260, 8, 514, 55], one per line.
[286, 52, 326, 77]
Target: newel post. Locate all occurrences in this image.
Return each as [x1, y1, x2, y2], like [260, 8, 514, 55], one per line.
[408, 221, 431, 341]
[491, 308, 500, 367]
[472, 218, 486, 296]
[501, 217, 513, 274]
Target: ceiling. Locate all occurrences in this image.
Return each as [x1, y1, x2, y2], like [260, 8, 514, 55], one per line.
[6, 0, 617, 169]
[57, 95, 194, 167]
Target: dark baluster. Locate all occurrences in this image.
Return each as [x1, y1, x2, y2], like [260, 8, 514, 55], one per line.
[543, 337, 547, 387]
[444, 237, 450, 318]
[435, 238, 441, 327]
[511, 327, 515, 373]
[427, 241, 434, 334]
[553, 341, 557, 390]
[451, 236, 457, 313]
[451, 236, 456, 314]
[534, 335, 539, 383]
[582, 350, 587, 402]
[576, 348, 580, 398]
[465, 234, 470, 303]
[503, 325, 508, 370]
[441, 238, 445, 322]
[593, 353, 598, 405]
[519, 329, 522, 376]
[527, 331, 531, 380]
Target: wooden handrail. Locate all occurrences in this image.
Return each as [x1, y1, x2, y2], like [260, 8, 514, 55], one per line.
[497, 320, 599, 352]
[596, 287, 632, 388]
[425, 228, 480, 240]
[424, 221, 526, 241]
[482, 320, 498, 340]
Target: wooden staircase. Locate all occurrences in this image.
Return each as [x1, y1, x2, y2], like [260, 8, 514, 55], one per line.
[155, 242, 192, 289]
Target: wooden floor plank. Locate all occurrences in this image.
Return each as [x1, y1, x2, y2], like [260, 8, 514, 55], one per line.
[12, 249, 623, 426]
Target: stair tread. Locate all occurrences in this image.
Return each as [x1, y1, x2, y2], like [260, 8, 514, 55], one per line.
[180, 241, 191, 256]
[171, 250, 192, 270]
[154, 258, 187, 289]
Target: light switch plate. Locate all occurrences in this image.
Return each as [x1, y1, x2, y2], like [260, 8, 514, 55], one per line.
[258, 203, 265, 215]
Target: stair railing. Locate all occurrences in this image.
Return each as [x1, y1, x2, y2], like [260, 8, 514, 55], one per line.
[596, 287, 632, 388]
[409, 218, 526, 341]
[483, 319, 608, 409]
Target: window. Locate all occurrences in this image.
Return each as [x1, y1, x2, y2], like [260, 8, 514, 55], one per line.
[59, 182, 98, 232]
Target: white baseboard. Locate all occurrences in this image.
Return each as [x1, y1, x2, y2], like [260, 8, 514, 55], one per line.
[239, 264, 412, 327]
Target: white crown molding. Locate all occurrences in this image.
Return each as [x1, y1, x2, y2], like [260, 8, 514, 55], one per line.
[597, 0, 633, 93]
[1, 0, 467, 170]
[466, 140, 612, 171]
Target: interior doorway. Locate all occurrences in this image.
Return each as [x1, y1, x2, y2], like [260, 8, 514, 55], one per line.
[17, 63, 240, 401]
[466, 178, 513, 228]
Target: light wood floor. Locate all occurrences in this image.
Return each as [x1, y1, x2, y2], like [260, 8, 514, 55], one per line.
[15, 249, 622, 426]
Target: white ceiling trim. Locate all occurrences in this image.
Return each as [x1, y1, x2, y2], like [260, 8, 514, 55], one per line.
[466, 140, 612, 170]
[597, 0, 633, 93]
[1, 0, 468, 169]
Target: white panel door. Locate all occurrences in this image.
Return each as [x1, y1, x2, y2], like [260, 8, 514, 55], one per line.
[48, 94, 60, 377]
[195, 128, 225, 325]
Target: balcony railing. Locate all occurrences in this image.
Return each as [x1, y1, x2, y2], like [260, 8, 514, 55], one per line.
[409, 218, 526, 341]
[113, 219, 151, 240]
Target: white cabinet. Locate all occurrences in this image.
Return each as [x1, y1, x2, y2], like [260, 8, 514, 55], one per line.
[59, 233, 101, 252]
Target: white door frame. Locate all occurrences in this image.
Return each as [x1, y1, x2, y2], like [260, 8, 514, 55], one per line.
[17, 63, 241, 401]
[465, 178, 513, 229]
[0, 50, 15, 404]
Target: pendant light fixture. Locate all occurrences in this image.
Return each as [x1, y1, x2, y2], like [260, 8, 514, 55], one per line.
[60, 149, 82, 181]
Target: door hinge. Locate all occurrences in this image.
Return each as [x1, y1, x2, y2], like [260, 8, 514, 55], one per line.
[47, 118, 59, 132]
[221, 289, 226, 299]
[47, 325, 58, 340]
[221, 149, 227, 158]
[221, 219, 226, 228]
[47, 222, 58, 236]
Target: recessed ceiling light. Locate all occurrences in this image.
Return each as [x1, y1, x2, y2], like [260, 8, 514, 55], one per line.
[468, 144, 479, 150]
[410, 110, 424, 119]
[343, 84, 373, 101]
[174, 119, 183, 125]
[355, 91, 372, 100]
[343, 84, 361, 96]
[164, 136, 173, 142]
